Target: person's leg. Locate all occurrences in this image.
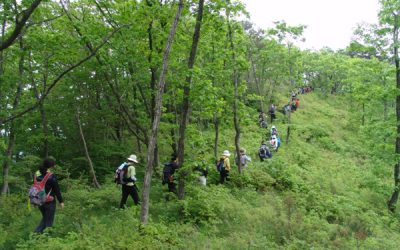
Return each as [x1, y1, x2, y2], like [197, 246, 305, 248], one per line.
[128, 185, 139, 205]
[225, 170, 230, 181]
[168, 182, 176, 193]
[35, 205, 46, 233]
[35, 202, 56, 233]
[120, 185, 129, 208]
[43, 202, 56, 229]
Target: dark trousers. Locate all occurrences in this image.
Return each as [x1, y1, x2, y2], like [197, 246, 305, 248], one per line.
[167, 182, 176, 193]
[35, 201, 56, 233]
[120, 184, 139, 208]
[220, 170, 230, 184]
[270, 112, 276, 123]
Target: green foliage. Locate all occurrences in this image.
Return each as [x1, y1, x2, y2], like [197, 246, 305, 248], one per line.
[1, 0, 400, 249]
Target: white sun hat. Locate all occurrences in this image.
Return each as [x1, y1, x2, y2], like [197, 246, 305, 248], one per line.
[222, 150, 231, 157]
[127, 154, 139, 163]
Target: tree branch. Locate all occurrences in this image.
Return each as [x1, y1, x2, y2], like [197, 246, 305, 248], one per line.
[0, 26, 124, 125]
[0, 0, 42, 51]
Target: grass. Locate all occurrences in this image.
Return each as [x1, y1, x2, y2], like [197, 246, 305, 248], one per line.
[2, 92, 400, 249]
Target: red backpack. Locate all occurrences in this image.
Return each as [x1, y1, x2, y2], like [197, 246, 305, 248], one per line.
[28, 172, 54, 206]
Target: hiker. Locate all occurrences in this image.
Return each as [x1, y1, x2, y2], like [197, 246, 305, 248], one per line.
[259, 112, 267, 128]
[269, 104, 276, 123]
[216, 150, 231, 184]
[119, 154, 140, 208]
[295, 98, 300, 109]
[194, 161, 208, 186]
[259, 118, 268, 128]
[193, 151, 208, 186]
[33, 158, 64, 233]
[283, 104, 291, 115]
[259, 111, 266, 121]
[162, 154, 179, 193]
[236, 148, 251, 169]
[259, 142, 272, 161]
[291, 101, 297, 111]
[270, 135, 280, 152]
[270, 125, 278, 136]
[291, 91, 297, 101]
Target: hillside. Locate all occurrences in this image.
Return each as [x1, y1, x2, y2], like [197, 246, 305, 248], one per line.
[1, 92, 399, 249]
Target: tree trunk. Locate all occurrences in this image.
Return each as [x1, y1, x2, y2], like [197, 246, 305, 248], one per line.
[177, 0, 205, 200]
[388, 13, 400, 212]
[250, 51, 264, 112]
[76, 111, 101, 189]
[0, 0, 42, 51]
[384, 100, 388, 121]
[286, 108, 291, 145]
[226, 2, 242, 173]
[39, 103, 49, 158]
[362, 103, 365, 126]
[214, 115, 219, 160]
[141, 0, 184, 224]
[1, 37, 24, 194]
[233, 73, 242, 173]
[29, 54, 50, 158]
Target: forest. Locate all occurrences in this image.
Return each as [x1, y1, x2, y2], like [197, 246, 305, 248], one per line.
[1, 0, 400, 249]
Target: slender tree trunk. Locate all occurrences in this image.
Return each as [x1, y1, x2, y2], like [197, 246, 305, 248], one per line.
[250, 50, 264, 112]
[214, 115, 219, 160]
[286, 44, 295, 145]
[362, 103, 365, 126]
[39, 103, 49, 158]
[388, 14, 400, 212]
[384, 101, 388, 121]
[1, 37, 24, 194]
[76, 111, 101, 189]
[286, 108, 291, 145]
[233, 73, 242, 173]
[177, 0, 205, 200]
[141, 0, 184, 224]
[226, 4, 242, 173]
[30, 54, 50, 158]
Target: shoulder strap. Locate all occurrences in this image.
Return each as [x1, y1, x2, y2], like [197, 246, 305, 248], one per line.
[41, 172, 53, 184]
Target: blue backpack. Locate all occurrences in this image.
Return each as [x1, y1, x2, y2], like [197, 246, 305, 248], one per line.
[216, 159, 225, 172]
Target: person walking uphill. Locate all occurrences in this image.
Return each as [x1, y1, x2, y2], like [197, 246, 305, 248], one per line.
[162, 154, 179, 193]
[236, 148, 251, 169]
[119, 154, 140, 208]
[216, 150, 231, 184]
[33, 158, 64, 233]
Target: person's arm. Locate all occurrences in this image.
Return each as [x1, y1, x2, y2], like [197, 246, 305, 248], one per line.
[128, 166, 137, 182]
[225, 158, 231, 171]
[50, 175, 64, 205]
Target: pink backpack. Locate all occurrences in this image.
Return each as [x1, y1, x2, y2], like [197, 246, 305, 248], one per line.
[28, 172, 54, 206]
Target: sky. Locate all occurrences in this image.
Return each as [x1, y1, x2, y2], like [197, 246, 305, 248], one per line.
[241, 0, 380, 50]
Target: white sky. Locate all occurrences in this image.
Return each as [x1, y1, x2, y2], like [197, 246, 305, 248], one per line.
[241, 0, 380, 50]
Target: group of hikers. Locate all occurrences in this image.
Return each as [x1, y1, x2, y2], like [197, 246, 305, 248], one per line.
[30, 86, 313, 233]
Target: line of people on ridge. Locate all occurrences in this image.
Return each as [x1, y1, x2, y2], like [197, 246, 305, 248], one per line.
[30, 87, 314, 233]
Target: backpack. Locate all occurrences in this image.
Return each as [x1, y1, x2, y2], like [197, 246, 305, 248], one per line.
[29, 172, 54, 206]
[162, 162, 176, 184]
[114, 162, 129, 184]
[216, 159, 225, 172]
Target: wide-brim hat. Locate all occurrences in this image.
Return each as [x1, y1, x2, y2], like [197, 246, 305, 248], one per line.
[222, 150, 231, 157]
[127, 154, 139, 163]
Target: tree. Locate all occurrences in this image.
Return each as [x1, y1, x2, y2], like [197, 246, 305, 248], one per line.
[177, 0, 205, 199]
[379, 0, 400, 212]
[141, 0, 184, 224]
[0, 0, 42, 51]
